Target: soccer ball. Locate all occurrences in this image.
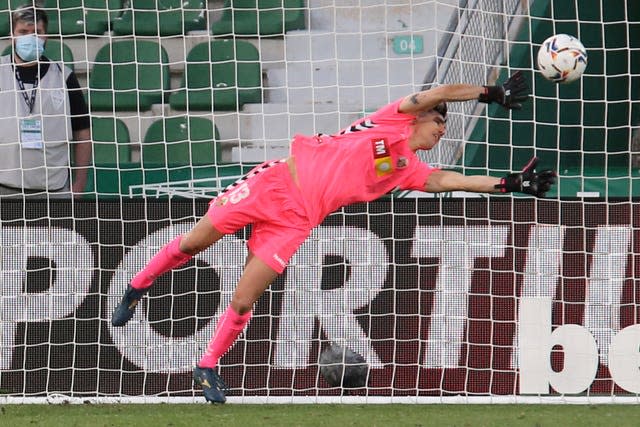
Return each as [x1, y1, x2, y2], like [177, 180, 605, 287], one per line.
[319, 344, 368, 388]
[537, 34, 588, 83]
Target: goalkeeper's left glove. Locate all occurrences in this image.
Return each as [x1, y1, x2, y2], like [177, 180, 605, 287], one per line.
[494, 156, 557, 198]
[478, 70, 529, 110]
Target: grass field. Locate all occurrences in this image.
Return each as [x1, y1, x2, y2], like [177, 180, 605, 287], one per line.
[2, 404, 640, 427]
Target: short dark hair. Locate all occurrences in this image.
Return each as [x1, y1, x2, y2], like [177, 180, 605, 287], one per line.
[416, 102, 448, 122]
[433, 102, 448, 119]
[11, 4, 48, 32]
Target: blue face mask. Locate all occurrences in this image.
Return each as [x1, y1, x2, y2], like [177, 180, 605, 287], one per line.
[14, 34, 45, 62]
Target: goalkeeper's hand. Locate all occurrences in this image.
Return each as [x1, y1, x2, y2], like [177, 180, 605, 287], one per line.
[478, 71, 529, 110]
[495, 157, 557, 198]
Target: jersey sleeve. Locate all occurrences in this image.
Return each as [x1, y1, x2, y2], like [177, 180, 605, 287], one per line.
[367, 98, 416, 124]
[400, 159, 440, 192]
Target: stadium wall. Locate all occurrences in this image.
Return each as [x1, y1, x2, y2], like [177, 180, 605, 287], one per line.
[1, 198, 639, 402]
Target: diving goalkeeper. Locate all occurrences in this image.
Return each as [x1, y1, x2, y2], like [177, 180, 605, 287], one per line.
[111, 71, 556, 403]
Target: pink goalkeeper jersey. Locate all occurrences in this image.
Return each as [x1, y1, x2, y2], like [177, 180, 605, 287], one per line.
[291, 98, 438, 226]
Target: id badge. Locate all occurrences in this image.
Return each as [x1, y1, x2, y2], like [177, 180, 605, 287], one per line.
[20, 118, 43, 149]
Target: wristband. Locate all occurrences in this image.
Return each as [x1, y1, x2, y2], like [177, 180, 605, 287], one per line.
[494, 178, 508, 193]
[494, 174, 522, 193]
[478, 85, 503, 104]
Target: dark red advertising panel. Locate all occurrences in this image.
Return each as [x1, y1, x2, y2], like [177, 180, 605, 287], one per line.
[0, 199, 638, 398]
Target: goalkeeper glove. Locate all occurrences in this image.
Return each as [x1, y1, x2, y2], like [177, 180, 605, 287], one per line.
[479, 70, 529, 110]
[495, 157, 557, 198]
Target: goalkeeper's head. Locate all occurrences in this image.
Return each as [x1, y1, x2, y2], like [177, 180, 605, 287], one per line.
[432, 102, 448, 119]
[414, 102, 448, 123]
[409, 102, 448, 151]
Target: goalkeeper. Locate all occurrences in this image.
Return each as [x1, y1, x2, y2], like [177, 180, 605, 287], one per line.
[111, 71, 556, 403]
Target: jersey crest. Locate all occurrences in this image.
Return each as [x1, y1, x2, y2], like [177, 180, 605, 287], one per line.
[396, 156, 408, 169]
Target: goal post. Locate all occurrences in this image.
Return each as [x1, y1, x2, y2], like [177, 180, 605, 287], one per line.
[0, 0, 639, 404]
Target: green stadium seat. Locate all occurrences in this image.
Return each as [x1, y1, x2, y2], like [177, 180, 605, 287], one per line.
[84, 163, 257, 198]
[0, 9, 7, 37]
[141, 116, 222, 168]
[211, 0, 306, 36]
[88, 40, 170, 111]
[91, 117, 131, 165]
[2, 38, 75, 71]
[168, 40, 262, 111]
[83, 162, 140, 197]
[112, 0, 206, 36]
[43, 0, 123, 36]
[0, 0, 37, 37]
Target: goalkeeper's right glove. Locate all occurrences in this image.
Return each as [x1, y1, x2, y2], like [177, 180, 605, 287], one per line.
[494, 157, 557, 198]
[478, 70, 529, 110]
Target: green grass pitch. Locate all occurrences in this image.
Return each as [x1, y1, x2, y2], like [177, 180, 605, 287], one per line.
[2, 404, 640, 427]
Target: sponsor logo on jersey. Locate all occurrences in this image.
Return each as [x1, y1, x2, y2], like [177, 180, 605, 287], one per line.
[396, 157, 408, 169]
[371, 138, 394, 177]
[339, 119, 377, 135]
[273, 253, 286, 268]
[214, 196, 229, 206]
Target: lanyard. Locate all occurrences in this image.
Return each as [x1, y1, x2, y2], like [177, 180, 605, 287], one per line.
[14, 67, 39, 114]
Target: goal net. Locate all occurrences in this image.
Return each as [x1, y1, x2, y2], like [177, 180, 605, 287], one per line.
[0, 0, 639, 404]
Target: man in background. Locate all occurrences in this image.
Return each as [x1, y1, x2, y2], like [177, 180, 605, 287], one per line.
[0, 4, 91, 198]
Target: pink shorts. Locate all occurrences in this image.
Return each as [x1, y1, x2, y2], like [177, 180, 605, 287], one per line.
[207, 159, 312, 273]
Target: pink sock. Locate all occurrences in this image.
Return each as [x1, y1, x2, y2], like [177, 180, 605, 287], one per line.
[198, 305, 252, 369]
[130, 236, 193, 290]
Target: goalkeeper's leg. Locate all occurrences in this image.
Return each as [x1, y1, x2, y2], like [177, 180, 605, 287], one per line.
[195, 254, 278, 403]
[111, 217, 224, 327]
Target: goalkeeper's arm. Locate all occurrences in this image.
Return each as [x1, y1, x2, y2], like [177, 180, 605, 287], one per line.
[424, 157, 557, 198]
[399, 71, 529, 114]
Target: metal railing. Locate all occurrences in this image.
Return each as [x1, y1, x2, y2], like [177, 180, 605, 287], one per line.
[418, 0, 529, 168]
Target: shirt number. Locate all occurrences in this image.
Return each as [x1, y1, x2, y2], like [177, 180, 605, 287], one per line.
[228, 182, 250, 204]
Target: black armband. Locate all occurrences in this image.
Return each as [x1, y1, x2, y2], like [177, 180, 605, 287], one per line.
[478, 85, 504, 104]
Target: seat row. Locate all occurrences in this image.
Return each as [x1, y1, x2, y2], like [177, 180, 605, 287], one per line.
[89, 38, 263, 112]
[2, 38, 263, 111]
[91, 115, 221, 167]
[0, 0, 306, 37]
[87, 115, 260, 197]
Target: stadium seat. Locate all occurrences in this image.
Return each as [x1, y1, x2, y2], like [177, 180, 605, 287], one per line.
[112, 0, 206, 36]
[85, 163, 256, 198]
[210, 0, 306, 36]
[83, 162, 141, 197]
[141, 116, 222, 168]
[168, 40, 262, 111]
[2, 38, 75, 71]
[91, 117, 131, 165]
[88, 40, 170, 111]
[0, 9, 7, 37]
[43, 0, 123, 36]
[0, 0, 36, 37]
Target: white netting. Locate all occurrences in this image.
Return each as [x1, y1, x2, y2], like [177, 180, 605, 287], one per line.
[0, 0, 638, 404]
